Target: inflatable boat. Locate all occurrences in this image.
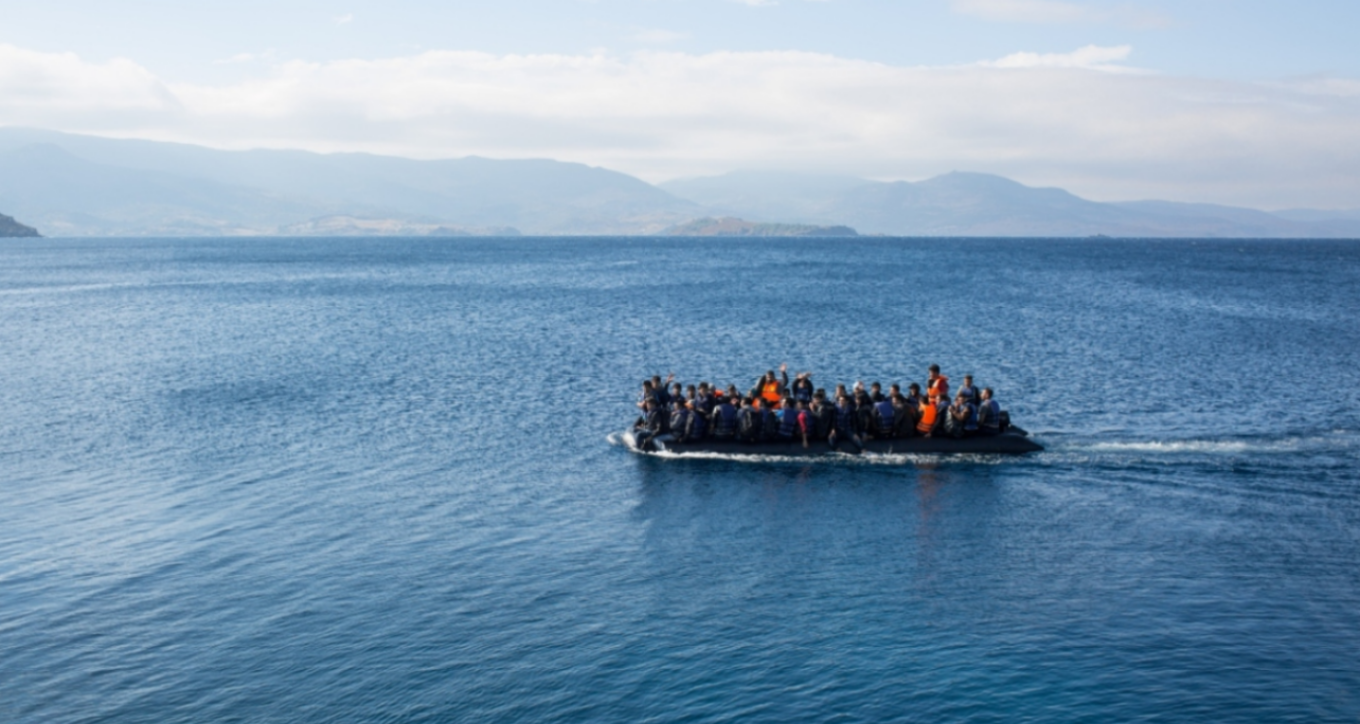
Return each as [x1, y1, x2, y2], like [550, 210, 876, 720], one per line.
[623, 426, 1043, 456]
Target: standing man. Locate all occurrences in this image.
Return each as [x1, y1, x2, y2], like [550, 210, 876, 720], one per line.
[755, 364, 790, 409]
[958, 375, 979, 406]
[927, 364, 950, 401]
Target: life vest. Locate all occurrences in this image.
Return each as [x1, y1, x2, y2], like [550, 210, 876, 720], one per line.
[778, 407, 799, 438]
[761, 380, 782, 406]
[929, 375, 949, 399]
[792, 380, 813, 404]
[738, 408, 761, 441]
[979, 400, 1001, 430]
[671, 408, 690, 436]
[762, 409, 782, 440]
[836, 406, 857, 434]
[686, 410, 707, 441]
[712, 404, 738, 437]
[917, 400, 940, 434]
[958, 385, 978, 405]
[875, 399, 895, 434]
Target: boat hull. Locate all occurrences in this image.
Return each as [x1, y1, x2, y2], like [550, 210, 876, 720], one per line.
[624, 428, 1043, 456]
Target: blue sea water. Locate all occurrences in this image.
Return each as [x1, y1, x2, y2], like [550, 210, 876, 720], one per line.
[1, 236, 1359, 723]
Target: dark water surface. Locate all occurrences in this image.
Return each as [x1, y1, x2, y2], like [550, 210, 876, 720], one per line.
[2, 237, 1358, 723]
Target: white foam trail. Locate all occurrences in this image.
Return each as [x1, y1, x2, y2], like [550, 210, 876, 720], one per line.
[1060, 432, 1359, 456]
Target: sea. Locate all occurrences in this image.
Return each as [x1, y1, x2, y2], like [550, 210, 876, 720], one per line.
[2, 236, 1358, 723]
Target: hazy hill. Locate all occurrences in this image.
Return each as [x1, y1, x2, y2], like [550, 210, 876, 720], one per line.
[662, 171, 1360, 238]
[658, 217, 857, 237]
[0, 128, 698, 236]
[0, 211, 40, 237]
[4, 128, 1358, 238]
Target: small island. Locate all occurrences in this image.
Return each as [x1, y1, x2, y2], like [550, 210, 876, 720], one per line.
[659, 217, 858, 237]
[0, 212, 41, 237]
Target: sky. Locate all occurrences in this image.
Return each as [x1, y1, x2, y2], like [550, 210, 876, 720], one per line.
[1, 0, 1359, 208]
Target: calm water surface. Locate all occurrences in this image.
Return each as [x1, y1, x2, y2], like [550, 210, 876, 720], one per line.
[2, 237, 1358, 723]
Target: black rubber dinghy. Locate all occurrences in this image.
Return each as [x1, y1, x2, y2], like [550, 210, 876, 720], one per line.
[624, 428, 1043, 456]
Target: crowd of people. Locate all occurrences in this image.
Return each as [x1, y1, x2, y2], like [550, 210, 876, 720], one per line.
[631, 363, 1008, 451]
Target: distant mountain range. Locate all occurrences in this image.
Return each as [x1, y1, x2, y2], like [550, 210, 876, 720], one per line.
[660, 170, 1360, 238]
[659, 217, 857, 237]
[1, 128, 1357, 238]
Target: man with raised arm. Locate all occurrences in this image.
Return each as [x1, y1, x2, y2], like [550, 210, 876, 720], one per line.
[755, 363, 790, 409]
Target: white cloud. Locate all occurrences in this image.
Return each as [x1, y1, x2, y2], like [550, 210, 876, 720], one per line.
[0, 43, 1358, 207]
[986, 44, 1137, 72]
[333, 13, 354, 25]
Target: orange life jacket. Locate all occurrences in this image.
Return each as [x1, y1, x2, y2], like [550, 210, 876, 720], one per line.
[761, 380, 782, 406]
[917, 399, 940, 433]
[928, 375, 949, 399]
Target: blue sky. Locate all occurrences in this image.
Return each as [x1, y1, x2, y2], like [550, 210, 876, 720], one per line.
[2, 0, 1359, 207]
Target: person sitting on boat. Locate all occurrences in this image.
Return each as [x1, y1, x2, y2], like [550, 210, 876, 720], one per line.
[811, 390, 836, 442]
[853, 385, 875, 436]
[890, 385, 918, 438]
[797, 400, 815, 449]
[695, 383, 716, 417]
[668, 382, 684, 411]
[737, 397, 763, 443]
[669, 400, 691, 443]
[927, 365, 949, 400]
[830, 394, 864, 453]
[710, 394, 739, 440]
[869, 381, 885, 402]
[904, 382, 923, 407]
[684, 400, 708, 442]
[791, 372, 814, 406]
[958, 375, 979, 406]
[777, 396, 800, 443]
[724, 384, 741, 402]
[634, 399, 665, 450]
[945, 392, 978, 439]
[976, 388, 1002, 436]
[873, 392, 896, 439]
[755, 364, 789, 408]
[760, 398, 782, 442]
[917, 393, 945, 438]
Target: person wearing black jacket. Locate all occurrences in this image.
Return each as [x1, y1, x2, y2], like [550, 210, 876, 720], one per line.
[790, 373, 814, 405]
[760, 400, 782, 442]
[829, 394, 864, 453]
[634, 399, 664, 450]
[737, 397, 763, 443]
[710, 395, 739, 440]
[669, 402, 691, 444]
[683, 400, 708, 442]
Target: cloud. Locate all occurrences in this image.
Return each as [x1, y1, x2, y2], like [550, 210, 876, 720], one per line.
[1, 42, 1358, 207]
[985, 44, 1137, 72]
[333, 13, 354, 25]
